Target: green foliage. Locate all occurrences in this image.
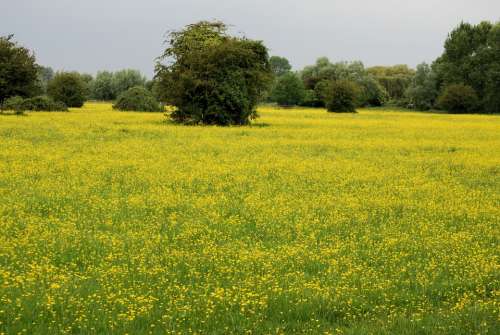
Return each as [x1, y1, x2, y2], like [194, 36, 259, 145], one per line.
[437, 84, 479, 114]
[1, 95, 67, 112]
[271, 72, 305, 106]
[367, 65, 415, 101]
[269, 56, 292, 77]
[91, 71, 115, 101]
[325, 80, 360, 113]
[0, 35, 40, 102]
[156, 21, 272, 125]
[47, 72, 86, 108]
[299, 89, 323, 107]
[36, 66, 54, 94]
[112, 86, 163, 112]
[90, 70, 147, 101]
[79, 73, 94, 99]
[433, 21, 500, 113]
[405, 63, 439, 110]
[112, 69, 146, 97]
[301, 58, 387, 107]
[357, 76, 388, 107]
[1, 95, 25, 114]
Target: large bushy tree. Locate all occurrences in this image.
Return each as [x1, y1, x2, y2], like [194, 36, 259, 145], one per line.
[433, 21, 500, 113]
[0, 35, 39, 102]
[155, 21, 272, 125]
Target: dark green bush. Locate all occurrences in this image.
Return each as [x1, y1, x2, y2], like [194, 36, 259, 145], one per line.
[1, 96, 25, 112]
[113, 86, 163, 112]
[437, 84, 479, 114]
[22, 96, 68, 111]
[47, 72, 86, 107]
[1, 95, 67, 113]
[325, 80, 360, 113]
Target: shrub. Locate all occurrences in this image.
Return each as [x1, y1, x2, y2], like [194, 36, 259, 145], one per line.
[47, 72, 86, 107]
[155, 21, 272, 125]
[325, 80, 360, 113]
[1, 96, 25, 113]
[113, 86, 163, 112]
[22, 96, 68, 111]
[299, 90, 323, 107]
[1, 95, 67, 113]
[271, 72, 305, 106]
[437, 84, 479, 114]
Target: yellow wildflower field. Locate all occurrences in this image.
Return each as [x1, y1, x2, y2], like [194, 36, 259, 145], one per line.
[0, 103, 499, 334]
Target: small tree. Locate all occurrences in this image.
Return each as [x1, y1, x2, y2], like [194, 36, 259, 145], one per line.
[47, 72, 86, 108]
[113, 86, 163, 112]
[325, 80, 360, 113]
[437, 84, 479, 114]
[0, 35, 40, 102]
[272, 72, 305, 106]
[155, 21, 272, 125]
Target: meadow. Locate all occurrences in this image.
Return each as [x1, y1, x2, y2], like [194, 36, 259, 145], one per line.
[0, 103, 499, 334]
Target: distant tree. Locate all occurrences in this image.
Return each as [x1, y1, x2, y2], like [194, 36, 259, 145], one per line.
[112, 69, 146, 97]
[433, 21, 500, 113]
[91, 71, 115, 100]
[437, 84, 479, 114]
[37, 66, 54, 93]
[47, 72, 86, 107]
[269, 56, 292, 77]
[0, 35, 39, 102]
[357, 76, 388, 107]
[325, 80, 360, 113]
[79, 73, 94, 100]
[113, 86, 162, 112]
[155, 21, 272, 125]
[405, 63, 439, 110]
[367, 65, 414, 101]
[271, 72, 305, 106]
[300, 58, 387, 107]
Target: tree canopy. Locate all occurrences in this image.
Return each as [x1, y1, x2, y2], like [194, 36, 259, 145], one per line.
[0, 35, 39, 102]
[155, 21, 272, 125]
[433, 21, 500, 113]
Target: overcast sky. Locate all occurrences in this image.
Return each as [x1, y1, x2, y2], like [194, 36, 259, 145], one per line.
[1, 0, 499, 77]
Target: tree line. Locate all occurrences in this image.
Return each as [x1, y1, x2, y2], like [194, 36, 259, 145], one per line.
[1, 20, 499, 123]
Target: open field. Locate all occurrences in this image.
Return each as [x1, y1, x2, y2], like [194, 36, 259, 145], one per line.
[0, 103, 499, 334]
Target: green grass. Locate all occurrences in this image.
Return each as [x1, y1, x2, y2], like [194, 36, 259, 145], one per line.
[0, 103, 499, 334]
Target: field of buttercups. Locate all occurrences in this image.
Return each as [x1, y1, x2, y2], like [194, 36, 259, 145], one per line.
[0, 103, 499, 334]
